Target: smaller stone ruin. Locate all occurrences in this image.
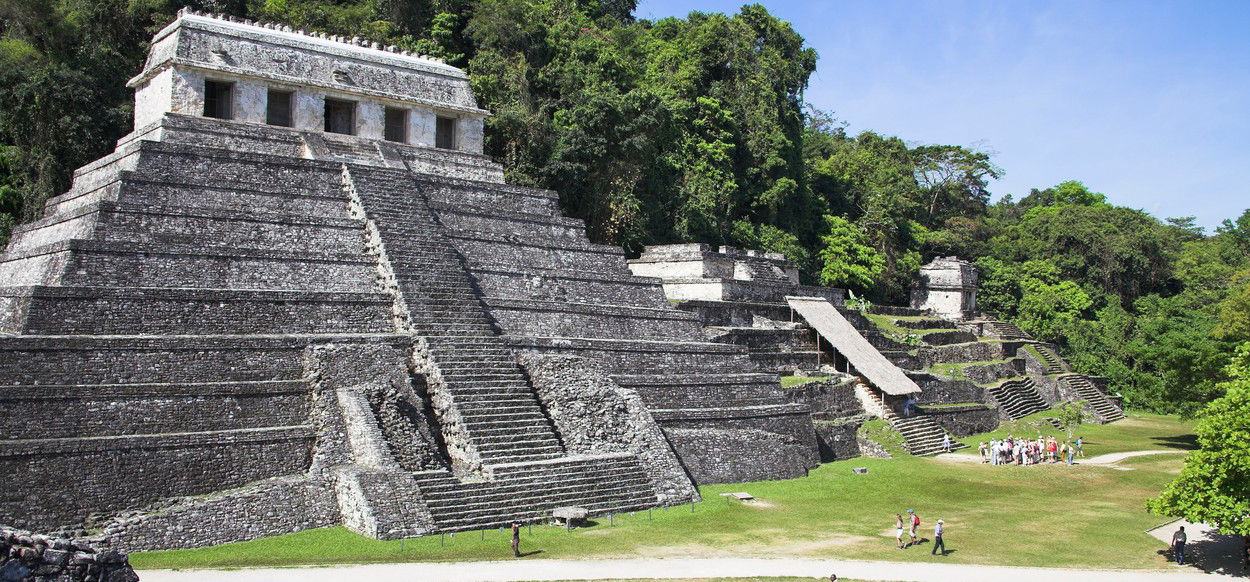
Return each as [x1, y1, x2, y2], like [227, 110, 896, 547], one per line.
[0, 526, 138, 582]
[911, 256, 978, 320]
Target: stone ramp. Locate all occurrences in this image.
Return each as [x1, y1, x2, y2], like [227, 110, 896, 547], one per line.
[786, 296, 921, 396]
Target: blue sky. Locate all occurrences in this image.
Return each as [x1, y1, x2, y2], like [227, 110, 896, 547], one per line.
[634, 0, 1250, 231]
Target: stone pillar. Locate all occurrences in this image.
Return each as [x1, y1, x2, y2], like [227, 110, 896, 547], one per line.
[357, 100, 385, 140]
[409, 107, 436, 147]
[235, 80, 267, 124]
[293, 89, 325, 132]
[456, 116, 485, 153]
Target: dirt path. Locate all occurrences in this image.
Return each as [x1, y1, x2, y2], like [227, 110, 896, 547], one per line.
[137, 556, 1236, 582]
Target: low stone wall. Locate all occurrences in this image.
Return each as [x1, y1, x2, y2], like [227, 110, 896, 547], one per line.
[0, 526, 138, 582]
[519, 353, 697, 505]
[961, 359, 1025, 384]
[908, 372, 985, 404]
[786, 377, 863, 419]
[918, 405, 998, 437]
[101, 475, 338, 552]
[813, 418, 865, 461]
[663, 427, 812, 484]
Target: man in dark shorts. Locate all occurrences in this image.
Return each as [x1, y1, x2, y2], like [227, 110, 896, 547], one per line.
[511, 521, 521, 557]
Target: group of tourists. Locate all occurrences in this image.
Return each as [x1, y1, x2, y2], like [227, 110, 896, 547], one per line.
[978, 435, 1083, 465]
[892, 509, 948, 556]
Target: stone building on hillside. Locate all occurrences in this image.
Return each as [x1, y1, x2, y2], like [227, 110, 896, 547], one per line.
[0, 10, 817, 550]
[910, 256, 978, 320]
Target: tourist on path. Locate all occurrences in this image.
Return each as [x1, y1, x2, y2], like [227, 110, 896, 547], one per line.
[511, 521, 521, 558]
[1075, 436, 1084, 458]
[1171, 525, 1186, 566]
[942, 433, 951, 453]
[931, 519, 946, 556]
[907, 509, 920, 548]
[1066, 441, 1075, 465]
[894, 514, 905, 549]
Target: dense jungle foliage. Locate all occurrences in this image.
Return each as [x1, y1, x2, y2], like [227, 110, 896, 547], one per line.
[0, 0, 1246, 415]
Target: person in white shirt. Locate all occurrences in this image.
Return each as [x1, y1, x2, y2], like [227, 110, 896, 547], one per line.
[932, 519, 946, 556]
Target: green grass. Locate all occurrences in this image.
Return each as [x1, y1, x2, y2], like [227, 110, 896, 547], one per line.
[131, 415, 1197, 572]
[954, 411, 1198, 454]
[857, 418, 907, 456]
[780, 375, 835, 388]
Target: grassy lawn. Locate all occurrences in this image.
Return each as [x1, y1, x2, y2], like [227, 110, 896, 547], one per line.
[952, 411, 1198, 455]
[132, 414, 1195, 572]
[780, 375, 836, 388]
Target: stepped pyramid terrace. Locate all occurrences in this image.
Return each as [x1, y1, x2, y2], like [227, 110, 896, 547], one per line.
[0, 9, 1124, 552]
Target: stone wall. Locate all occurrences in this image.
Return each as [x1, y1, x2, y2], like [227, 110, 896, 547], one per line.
[663, 427, 812, 484]
[813, 418, 865, 461]
[0, 526, 138, 582]
[100, 476, 338, 552]
[519, 354, 697, 504]
[918, 405, 998, 437]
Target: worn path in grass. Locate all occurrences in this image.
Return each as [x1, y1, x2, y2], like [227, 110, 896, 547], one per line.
[138, 556, 1235, 582]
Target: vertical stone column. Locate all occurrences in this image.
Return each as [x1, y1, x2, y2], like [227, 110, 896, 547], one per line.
[357, 100, 384, 139]
[409, 107, 436, 147]
[293, 90, 325, 132]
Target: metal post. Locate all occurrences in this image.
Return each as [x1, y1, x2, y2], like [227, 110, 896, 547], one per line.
[610, 513, 614, 527]
[648, 508, 652, 520]
[690, 496, 695, 513]
[481, 529, 485, 541]
[440, 533, 445, 548]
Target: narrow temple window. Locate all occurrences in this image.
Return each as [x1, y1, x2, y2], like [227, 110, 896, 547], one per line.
[202, 80, 234, 120]
[384, 107, 408, 143]
[266, 89, 294, 127]
[435, 115, 456, 149]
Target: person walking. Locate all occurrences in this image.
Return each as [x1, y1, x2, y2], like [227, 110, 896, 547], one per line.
[511, 521, 521, 558]
[942, 433, 951, 453]
[1172, 525, 1187, 566]
[1075, 436, 1084, 458]
[931, 519, 946, 556]
[907, 509, 920, 548]
[1066, 441, 1076, 465]
[894, 513, 905, 549]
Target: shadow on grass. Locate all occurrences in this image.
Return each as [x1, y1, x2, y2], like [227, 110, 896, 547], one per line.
[1151, 434, 1199, 451]
[1156, 534, 1246, 575]
[517, 550, 544, 557]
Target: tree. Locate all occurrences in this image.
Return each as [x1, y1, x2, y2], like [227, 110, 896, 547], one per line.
[1054, 399, 1089, 439]
[817, 215, 884, 294]
[1148, 342, 1250, 535]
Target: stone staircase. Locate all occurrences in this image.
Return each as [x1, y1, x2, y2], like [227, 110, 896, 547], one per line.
[860, 387, 965, 456]
[984, 321, 1031, 339]
[344, 165, 566, 468]
[986, 378, 1048, 420]
[1030, 344, 1066, 375]
[411, 454, 658, 531]
[1060, 373, 1125, 422]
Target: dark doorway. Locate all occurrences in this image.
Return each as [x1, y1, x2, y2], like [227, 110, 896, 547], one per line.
[203, 80, 234, 120]
[435, 115, 456, 149]
[266, 89, 294, 127]
[384, 107, 408, 143]
[324, 98, 356, 135]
